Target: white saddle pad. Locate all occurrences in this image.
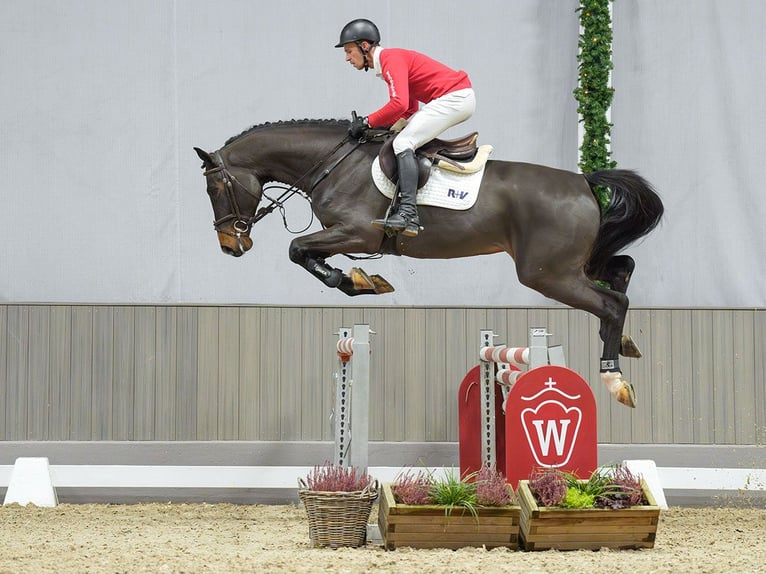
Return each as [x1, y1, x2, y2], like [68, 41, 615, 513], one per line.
[371, 156, 486, 210]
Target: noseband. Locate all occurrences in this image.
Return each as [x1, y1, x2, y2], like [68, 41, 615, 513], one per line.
[204, 151, 259, 239]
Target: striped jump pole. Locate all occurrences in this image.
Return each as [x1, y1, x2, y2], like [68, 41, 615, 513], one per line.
[473, 329, 555, 471]
[333, 324, 371, 471]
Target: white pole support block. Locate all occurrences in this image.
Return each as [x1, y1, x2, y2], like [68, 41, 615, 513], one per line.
[528, 328, 550, 369]
[623, 459, 668, 510]
[547, 344, 566, 367]
[3, 457, 59, 507]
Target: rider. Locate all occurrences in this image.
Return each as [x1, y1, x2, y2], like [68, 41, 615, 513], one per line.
[335, 18, 476, 237]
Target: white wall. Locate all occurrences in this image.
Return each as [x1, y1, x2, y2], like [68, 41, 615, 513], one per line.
[0, 1, 763, 307]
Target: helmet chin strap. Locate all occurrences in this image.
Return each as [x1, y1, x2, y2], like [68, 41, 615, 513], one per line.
[355, 41, 372, 72]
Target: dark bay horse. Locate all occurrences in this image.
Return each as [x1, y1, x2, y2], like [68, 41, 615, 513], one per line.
[195, 119, 663, 408]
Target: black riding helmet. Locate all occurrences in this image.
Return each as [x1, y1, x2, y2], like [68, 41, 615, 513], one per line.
[335, 19, 380, 72]
[334, 19, 381, 47]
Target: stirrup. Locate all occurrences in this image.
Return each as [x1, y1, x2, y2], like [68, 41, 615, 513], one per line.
[370, 213, 421, 236]
[371, 212, 406, 233]
[401, 220, 421, 237]
[371, 217, 400, 232]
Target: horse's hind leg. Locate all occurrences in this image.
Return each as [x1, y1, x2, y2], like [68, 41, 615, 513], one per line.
[516, 264, 637, 407]
[597, 255, 641, 358]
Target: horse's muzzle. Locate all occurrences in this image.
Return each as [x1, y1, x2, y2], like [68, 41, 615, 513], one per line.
[217, 232, 253, 257]
[221, 245, 244, 257]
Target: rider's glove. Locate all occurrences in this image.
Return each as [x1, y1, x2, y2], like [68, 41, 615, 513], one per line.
[349, 115, 369, 139]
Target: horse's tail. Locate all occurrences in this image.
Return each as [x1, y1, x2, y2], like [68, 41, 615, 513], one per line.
[584, 169, 664, 277]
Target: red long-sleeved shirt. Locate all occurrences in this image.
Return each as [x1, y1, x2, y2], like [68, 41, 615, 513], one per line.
[366, 47, 472, 128]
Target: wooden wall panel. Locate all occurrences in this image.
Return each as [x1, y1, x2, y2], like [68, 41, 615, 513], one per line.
[176, 307, 198, 439]
[756, 310, 766, 445]
[133, 306, 156, 440]
[69, 306, 93, 440]
[155, 306, 178, 440]
[0, 304, 763, 446]
[91, 307, 114, 440]
[217, 307, 241, 439]
[0, 305, 7, 437]
[238, 307, 261, 439]
[712, 310, 737, 443]
[112, 306, 135, 440]
[28, 306, 50, 439]
[670, 309, 695, 443]
[5, 306, 29, 439]
[732, 310, 756, 443]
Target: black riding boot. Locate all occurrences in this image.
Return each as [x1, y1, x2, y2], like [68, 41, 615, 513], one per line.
[371, 149, 422, 237]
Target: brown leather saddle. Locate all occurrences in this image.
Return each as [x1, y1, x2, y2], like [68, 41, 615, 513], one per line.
[378, 132, 479, 188]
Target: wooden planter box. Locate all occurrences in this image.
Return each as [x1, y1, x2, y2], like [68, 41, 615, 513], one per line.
[378, 482, 520, 550]
[517, 480, 661, 551]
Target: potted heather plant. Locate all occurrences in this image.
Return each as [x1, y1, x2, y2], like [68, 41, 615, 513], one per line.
[298, 463, 378, 548]
[517, 464, 661, 551]
[378, 464, 519, 550]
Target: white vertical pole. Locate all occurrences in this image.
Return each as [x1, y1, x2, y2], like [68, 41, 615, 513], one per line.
[349, 324, 370, 471]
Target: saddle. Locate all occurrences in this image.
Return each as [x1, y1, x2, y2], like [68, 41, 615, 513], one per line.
[378, 132, 492, 189]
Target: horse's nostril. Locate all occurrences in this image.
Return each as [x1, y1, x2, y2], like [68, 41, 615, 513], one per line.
[221, 246, 240, 257]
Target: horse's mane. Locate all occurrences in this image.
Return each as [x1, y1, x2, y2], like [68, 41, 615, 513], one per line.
[224, 118, 349, 146]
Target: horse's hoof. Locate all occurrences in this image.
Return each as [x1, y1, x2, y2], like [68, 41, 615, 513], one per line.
[369, 274, 395, 294]
[620, 335, 643, 358]
[601, 371, 637, 408]
[615, 382, 637, 408]
[349, 267, 377, 291]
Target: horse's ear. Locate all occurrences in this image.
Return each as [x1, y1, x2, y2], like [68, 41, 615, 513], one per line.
[194, 147, 216, 170]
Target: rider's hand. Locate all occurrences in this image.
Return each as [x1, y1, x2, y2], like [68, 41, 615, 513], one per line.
[349, 115, 369, 139]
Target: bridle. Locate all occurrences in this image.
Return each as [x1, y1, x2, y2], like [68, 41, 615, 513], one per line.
[201, 133, 372, 240]
[203, 151, 260, 240]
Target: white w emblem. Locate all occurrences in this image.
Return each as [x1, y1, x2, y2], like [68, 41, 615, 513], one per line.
[530, 419, 571, 457]
[521, 400, 583, 467]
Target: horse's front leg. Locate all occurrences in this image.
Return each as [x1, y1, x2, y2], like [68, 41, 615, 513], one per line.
[288, 226, 394, 296]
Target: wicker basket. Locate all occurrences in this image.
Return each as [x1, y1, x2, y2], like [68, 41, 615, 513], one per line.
[298, 479, 379, 548]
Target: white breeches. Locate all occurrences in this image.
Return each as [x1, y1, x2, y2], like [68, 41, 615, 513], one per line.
[392, 88, 476, 154]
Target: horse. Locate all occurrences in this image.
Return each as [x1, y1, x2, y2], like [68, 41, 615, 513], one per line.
[194, 119, 663, 408]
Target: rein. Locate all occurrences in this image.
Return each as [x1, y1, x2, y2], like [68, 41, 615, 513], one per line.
[252, 135, 358, 226]
[204, 134, 367, 241]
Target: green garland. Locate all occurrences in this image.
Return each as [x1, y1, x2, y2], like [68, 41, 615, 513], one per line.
[574, 0, 616, 211]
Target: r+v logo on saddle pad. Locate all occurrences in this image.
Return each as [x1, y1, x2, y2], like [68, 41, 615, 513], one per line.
[447, 188, 470, 200]
[371, 155, 489, 210]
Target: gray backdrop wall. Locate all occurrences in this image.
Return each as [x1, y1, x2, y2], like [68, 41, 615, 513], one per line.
[2, 1, 764, 307]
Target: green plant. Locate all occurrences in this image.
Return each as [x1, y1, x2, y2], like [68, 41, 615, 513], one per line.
[529, 465, 648, 509]
[595, 464, 647, 508]
[391, 466, 516, 517]
[427, 469, 479, 520]
[574, 0, 616, 211]
[564, 468, 618, 499]
[561, 488, 596, 508]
